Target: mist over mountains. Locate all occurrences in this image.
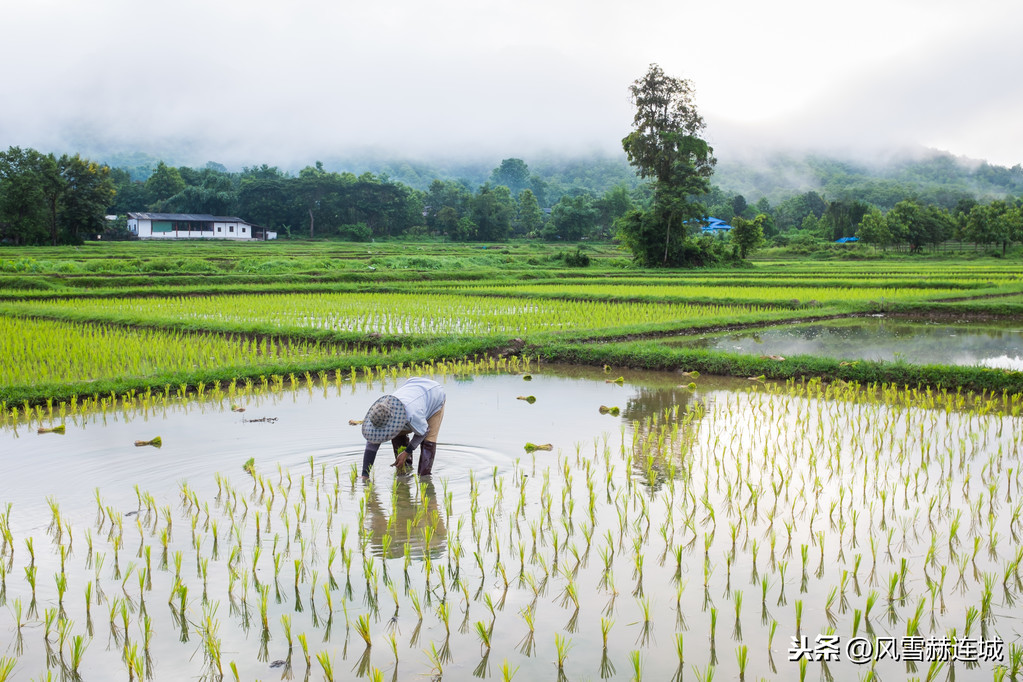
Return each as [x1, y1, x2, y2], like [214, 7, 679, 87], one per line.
[89, 143, 1023, 209]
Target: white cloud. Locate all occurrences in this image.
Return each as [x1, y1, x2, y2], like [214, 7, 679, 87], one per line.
[0, 0, 1019, 167]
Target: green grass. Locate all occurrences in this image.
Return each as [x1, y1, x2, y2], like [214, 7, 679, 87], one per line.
[0, 291, 808, 338]
[1, 241, 1020, 403]
[0, 331, 507, 407]
[0, 315, 385, 391]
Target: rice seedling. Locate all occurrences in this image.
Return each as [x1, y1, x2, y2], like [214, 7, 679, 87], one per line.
[24, 565, 37, 606]
[691, 663, 715, 682]
[630, 650, 642, 681]
[316, 650, 334, 682]
[554, 633, 572, 671]
[124, 641, 143, 682]
[437, 599, 451, 634]
[355, 613, 372, 647]
[68, 630, 89, 676]
[388, 630, 399, 664]
[597, 616, 613, 648]
[474, 620, 492, 650]
[736, 644, 748, 681]
[197, 602, 224, 679]
[408, 587, 423, 622]
[298, 632, 310, 669]
[501, 658, 519, 682]
[3, 352, 1023, 679]
[1006, 643, 1023, 679]
[424, 641, 444, 677]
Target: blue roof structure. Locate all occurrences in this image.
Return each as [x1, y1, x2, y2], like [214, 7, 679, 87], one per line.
[835, 236, 860, 243]
[683, 217, 733, 234]
[702, 217, 731, 232]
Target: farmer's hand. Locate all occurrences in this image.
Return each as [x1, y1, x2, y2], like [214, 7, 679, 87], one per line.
[391, 448, 413, 469]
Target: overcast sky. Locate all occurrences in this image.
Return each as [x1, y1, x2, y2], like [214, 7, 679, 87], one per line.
[2, 0, 1021, 168]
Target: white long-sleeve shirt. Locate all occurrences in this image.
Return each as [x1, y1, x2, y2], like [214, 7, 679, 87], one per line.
[361, 377, 446, 475]
[392, 377, 445, 437]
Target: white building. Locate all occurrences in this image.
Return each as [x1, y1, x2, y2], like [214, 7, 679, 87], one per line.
[126, 213, 277, 240]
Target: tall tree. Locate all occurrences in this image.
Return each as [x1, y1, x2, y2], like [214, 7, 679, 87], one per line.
[296, 162, 338, 238]
[774, 191, 827, 231]
[490, 158, 531, 195]
[58, 154, 115, 242]
[887, 200, 954, 251]
[0, 147, 114, 244]
[167, 166, 238, 215]
[515, 188, 544, 236]
[856, 208, 892, 249]
[731, 194, 748, 218]
[595, 184, 636, 237]
[425, 179, 471, 234]
[546, 195, 599, 241]
[964, 201, 1022, 254]
[38, 153, 64, 245]
[238, 166, 296, 234]
[730, 214, 766, 259]
[753, 197, 778, 238]
[343, 174, 423, 238]
[822, 199, 869, 241]
[470, 184, 513, 241]
[0, 147, 51, 244]
[618, 64, 716, 266]
[108, 168, 149, 215]
[144, 162, 185, 210]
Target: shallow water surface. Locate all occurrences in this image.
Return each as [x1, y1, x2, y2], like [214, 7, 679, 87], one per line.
[0, 367, 1017, 681]
[666, 316, 1023, 369]
[0, 367, 716, 519]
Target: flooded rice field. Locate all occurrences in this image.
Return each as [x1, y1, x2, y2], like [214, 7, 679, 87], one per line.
[0, 366, 1020, 680]
[666, 316, 1023, 370]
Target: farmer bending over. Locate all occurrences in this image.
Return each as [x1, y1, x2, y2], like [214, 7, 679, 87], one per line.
[361, 376, 446, 478]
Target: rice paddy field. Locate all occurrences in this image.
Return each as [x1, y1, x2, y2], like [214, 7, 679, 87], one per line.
[1, 240, 1022, 681]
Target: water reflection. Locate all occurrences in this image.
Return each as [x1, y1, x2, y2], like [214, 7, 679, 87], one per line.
[365, 477, 447, 560]
[627, 395, 707, 493]
[667, 316, 1023, 369]
[5, 368, 1008, 681]
[0, 367, 749, 524]
[622, 384, 702, 423]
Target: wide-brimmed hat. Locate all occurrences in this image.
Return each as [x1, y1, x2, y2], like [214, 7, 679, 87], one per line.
[361, 395, 409, 443]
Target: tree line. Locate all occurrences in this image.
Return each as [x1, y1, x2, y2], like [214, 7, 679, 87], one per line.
[1, 136, 1021, 255]
[703, 187, 1022, 254]
[612, 64, 1023, 265]
[0, 147, 115, 245]
[0, 148, 640, 245]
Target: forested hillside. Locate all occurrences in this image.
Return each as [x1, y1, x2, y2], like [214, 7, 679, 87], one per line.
[2, 145, 1021, 249]
[100, 148, 1023, 206]
[713, 152, 1023, 209]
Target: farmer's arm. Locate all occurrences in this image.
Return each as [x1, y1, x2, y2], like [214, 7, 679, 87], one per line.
[361, 441, 381, 478]
[407, 431, 426, 452]
[402, 384, 444, 453]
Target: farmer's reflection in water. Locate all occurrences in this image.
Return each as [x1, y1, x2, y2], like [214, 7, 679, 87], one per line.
[364, 477, 447, 561]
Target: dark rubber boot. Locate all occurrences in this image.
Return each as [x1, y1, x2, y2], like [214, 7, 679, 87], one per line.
[418, 441, 437, 477]
[391, 434, 412, 474]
